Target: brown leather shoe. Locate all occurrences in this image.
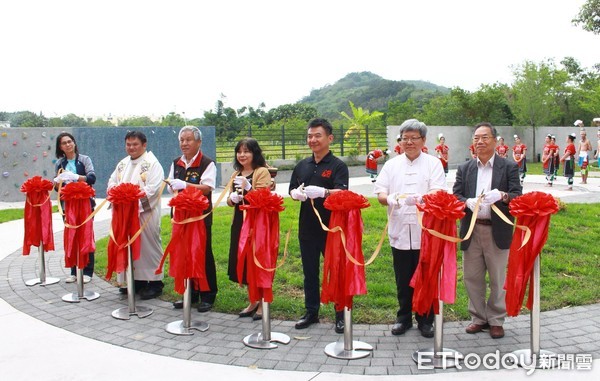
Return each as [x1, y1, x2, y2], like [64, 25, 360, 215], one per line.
[489, 325, 504, 339]
[465, 322, 490, 334]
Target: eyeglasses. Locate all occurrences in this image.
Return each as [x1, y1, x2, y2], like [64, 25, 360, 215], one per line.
[472, 136, 492, 142]
[400, 136, 423, 143]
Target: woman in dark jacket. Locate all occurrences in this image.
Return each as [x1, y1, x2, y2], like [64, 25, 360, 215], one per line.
[54, 132, 96, 283]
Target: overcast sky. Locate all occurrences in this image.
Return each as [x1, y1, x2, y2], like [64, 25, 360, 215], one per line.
[1, 0, 598, 119]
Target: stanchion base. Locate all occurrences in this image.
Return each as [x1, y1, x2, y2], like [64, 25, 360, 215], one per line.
[25, 277, 61, 287]
[511, 349, 558, 368]
[111, 305, 153, 320]
[324, 340, 373, 360]
[165, 320, 209, 335]
[62, 291, 100, 303]
[243, 332, 291, 349]
[412, 347, 463, 368]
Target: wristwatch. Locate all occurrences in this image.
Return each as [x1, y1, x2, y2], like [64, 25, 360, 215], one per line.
[324, 188, 330, 197]
[502, 192, 509, 203]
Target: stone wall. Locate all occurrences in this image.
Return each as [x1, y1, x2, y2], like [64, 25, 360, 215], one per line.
[0, 126, 217, 201]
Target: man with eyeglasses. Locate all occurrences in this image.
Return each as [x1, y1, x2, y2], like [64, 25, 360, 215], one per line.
[453, 122, 522, 340]
[374, 119, 446, 338]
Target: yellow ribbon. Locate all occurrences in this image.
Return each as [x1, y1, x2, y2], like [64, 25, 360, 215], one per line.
[310, 199, 379, 267]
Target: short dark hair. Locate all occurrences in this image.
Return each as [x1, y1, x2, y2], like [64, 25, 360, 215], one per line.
[55, 132, 79, 159]
[307, 118, 333, 135]
[125, 130, 147, 144]
[233, 138, 267, 171]
[474, 122, 497, 138]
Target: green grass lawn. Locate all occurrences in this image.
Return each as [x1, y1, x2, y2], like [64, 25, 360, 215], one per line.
[94, 198, 600, 324]
[0, 206, 58, 224]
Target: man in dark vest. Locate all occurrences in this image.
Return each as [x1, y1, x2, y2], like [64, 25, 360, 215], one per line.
[167, 125, 218, 312]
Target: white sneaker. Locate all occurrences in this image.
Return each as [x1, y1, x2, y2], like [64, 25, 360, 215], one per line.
[65, 275, 76, 283]
[83, 275, 91, 284]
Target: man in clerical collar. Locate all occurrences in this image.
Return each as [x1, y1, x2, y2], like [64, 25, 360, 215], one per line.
[108, 130, 165, 300]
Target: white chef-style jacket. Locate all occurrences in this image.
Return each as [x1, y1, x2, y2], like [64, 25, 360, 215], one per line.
[374, 152, 447, 250]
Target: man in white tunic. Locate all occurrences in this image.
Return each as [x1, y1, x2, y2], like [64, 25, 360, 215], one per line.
[374, 119, 446, 338]
[108, 131, 165, 300]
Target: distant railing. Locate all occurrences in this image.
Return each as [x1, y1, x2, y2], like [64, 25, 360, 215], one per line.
[216, 124, 388, 162]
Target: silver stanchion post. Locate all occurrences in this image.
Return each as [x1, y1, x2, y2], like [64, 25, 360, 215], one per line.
[413, 272, 463, 368]
[324, 307, 373, 359]
[25, 245, 60, 286]
[112, 246, 153, 320]
[511, 256, 557, 368]
[166, 278, 209, 335]
[62, 253, 99, 303]
[243, 299, 290, 349]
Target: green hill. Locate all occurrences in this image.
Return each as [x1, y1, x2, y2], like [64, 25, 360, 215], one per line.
[299, 71, 449, 119]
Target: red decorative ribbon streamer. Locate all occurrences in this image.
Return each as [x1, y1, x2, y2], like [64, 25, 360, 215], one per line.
[410, 191, 465, 315]
[156, 187, 210, 295]
[21, 176, 55, 255]
[321, 190, 369, 311]
[105, 183, 145, 280]
[61, 182, 95, 269]
[505, 191, 559, 316]
[237, 188, 284, 303]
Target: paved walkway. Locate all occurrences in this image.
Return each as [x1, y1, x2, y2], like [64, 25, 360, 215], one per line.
[0, 173, 599, 380]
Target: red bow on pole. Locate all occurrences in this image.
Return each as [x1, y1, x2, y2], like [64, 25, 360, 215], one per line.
[60, 182, 95, 269]
[21, 176, 55, 255]
[105, 183, 145, 280]
[505, 191, 559, 316]
[156, 187, 210, 295]
[411, 191, 465, 315]
[237, 188, 284, 303]
[321, 190, 369, 311]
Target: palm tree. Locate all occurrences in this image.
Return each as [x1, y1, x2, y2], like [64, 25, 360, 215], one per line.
[340, 101, 383, 155]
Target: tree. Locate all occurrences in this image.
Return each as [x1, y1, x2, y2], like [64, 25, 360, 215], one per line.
[509, 60, 564, 161]
[9, 111, 47, 127]
[265, 103, 317, 124]
[60, 113, 87, 127]
[386, 98, 419, 125]
[119, 116, 156, 127]
[160, 112, 186, 127]
[340, 101, 383, 154]
[573, 0, 600, 34]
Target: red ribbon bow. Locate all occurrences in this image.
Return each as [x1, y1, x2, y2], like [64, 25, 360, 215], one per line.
[61, 182, 96, 269]
[156, 187, 210, 295]
[411, 191, 465, 315]
[505, 191, 559, 316]
[237, 188, 284, 303]
[21, 176, 55, 255]
[321, 190, 369, 311]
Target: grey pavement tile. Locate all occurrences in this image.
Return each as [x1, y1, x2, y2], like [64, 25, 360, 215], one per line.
[274, 361, 299, 371]
[387, 365, 413, 375]
[318, 364, 343, 373]
[255, 359, 278, 369]
[365, 365, 388, 375]
[296, 362, 321, 372]
[342, 365, 365, 374]
[230, 357, 257, 367]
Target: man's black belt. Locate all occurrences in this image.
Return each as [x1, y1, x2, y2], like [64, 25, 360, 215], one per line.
[475, 219, 492, 226]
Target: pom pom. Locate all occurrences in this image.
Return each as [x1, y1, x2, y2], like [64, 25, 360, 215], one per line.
[60, 182, 95, 201]
[20, 176, 53, 193]
[418, 190, 465, 221]
[240, 187, 284, 212]
[324, 190, 369, 211]
[106, 183, 145, 204]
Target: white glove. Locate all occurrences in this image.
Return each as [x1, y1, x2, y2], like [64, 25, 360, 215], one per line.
[169, 179, 187, 191]
[233, 176, 251, 191]
[54, 171, 79, 183]
[465, 198, 478, 212]
[229, 192, 242, 204]
[404, 194, 422, 206]
[290, 188, 307, 202]
[304, 185, 326, 199]
[484, 189, 502, 204]
[386, 193, 405, 208]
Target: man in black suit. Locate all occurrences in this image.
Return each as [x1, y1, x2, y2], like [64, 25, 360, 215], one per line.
[453, 122, 522, 339]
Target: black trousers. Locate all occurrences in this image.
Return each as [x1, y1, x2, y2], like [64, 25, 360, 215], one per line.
[70, 252, 95, 277]
[199, 226, 218, 304]
[299, 235, 326, 315]
[392, 248, 434, 326]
